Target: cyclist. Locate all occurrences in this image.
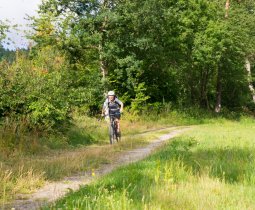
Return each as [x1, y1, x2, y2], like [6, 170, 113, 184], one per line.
[102, 91, 124, 135]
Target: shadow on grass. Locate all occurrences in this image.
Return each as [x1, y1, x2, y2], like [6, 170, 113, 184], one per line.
[66, 128, 98, 147]
[0, 122, 105, 157]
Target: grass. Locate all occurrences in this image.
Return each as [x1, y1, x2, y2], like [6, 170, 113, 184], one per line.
[46, 116, 255, 210]
[0, 108, 253, 207]
[0, 112, 180, 206]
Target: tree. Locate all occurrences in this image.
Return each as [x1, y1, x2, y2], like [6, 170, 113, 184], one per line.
[0, 20, 9, 43]
[31, 0, 255, 112]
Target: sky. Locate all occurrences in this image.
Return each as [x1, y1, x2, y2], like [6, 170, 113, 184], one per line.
[0, 0, 42, 50]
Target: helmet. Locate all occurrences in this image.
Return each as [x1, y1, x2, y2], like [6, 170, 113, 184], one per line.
[107, 91, 115, 96]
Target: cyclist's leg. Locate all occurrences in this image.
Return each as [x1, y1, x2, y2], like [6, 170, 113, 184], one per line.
[114, 112, 121, 133]
[115, 118, 120, 133]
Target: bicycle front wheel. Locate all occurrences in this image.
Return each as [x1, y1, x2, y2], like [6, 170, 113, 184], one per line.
[114, 121, 120, 142]
[109, 122, 115, 144]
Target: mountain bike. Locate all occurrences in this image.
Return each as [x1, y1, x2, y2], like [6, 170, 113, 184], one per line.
[109, 113, 121, 144]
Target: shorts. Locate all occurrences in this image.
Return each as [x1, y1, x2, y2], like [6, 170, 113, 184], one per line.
[109, 112, 121, 120]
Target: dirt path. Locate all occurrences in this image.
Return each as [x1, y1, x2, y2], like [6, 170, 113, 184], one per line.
[6, 127, 191, 210]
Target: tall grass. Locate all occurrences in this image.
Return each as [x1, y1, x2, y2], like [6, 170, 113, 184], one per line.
[0, 114, 177, 205]
[47, 116, 255, 209]
[0, 165, 45, 205]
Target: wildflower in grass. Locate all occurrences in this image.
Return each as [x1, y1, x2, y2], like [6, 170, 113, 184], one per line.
[91, 169, 95, 177]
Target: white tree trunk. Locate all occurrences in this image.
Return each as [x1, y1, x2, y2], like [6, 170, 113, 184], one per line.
[225, 0, 230, 18]
[246, 58, 255, 103]
[99, 43, 106, 80]
[214, 0, 230, 113]
[99, 0, 108, 81]
[215, 66, 222, 113]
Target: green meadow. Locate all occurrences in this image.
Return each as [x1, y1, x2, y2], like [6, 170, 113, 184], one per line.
[47, 117, 255, 210]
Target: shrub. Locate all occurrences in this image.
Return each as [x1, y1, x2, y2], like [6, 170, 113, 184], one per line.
[0, 49, 70, 130]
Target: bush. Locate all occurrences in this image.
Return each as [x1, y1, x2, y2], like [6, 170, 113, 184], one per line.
[130, 82, 150, 115]
[0, 49, 70, 130]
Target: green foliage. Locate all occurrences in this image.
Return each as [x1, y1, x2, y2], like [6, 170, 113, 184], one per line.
[0, 50, 70, 130]
[0, 45, 15, 62]
[0, 43, 105, 131]
[130, 83, 150, 114]
[34, 0, 255, 112]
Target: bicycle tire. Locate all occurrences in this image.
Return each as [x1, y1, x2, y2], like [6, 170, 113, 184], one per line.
[109, 115, 121, 144]
[114, 121, 119, 142]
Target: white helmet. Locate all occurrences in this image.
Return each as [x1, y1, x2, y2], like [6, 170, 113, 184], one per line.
[108, 91, 115, 96]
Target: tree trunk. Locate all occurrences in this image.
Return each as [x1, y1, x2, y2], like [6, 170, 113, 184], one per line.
[99, 0, 109, 80]
[245, 58, 255, 103]
[200, 68, 210, 109]
[215, 67, 222, 113]
[214, 0, 231, 112]
[225, 0, 230, 18]
[99, 43, 107, 80]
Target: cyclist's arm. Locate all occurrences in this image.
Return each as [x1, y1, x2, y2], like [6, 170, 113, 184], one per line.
[120, 102, 124, 113]
[116, 98, 124, 113]
[102, 100, 107, 116]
